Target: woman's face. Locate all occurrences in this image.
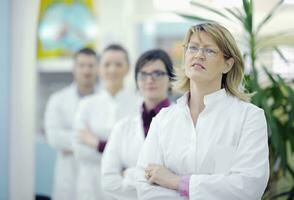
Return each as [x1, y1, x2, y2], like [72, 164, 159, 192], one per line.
[184, 32, 233, 85]
[137, 59, 170, 102]
[99, 50, 129, 89]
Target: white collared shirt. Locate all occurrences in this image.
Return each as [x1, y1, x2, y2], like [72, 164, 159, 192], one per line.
[73, 87, 141, 200]
[44, 83, 99, 200]
[73, 87, 141, 163]
[136, 89, 269, 200]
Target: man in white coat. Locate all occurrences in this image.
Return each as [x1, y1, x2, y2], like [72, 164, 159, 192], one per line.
[44, 48, 99, 200]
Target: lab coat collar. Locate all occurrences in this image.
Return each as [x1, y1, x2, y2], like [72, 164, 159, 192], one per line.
[71, 82, 100, 98]
[99, 86, 135, 102]
[177, 88, 228, 108]
[203, 88, 227, 106]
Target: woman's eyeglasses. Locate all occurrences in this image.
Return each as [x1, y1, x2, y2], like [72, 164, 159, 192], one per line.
[138, 70, 167, 81]
[184, 44, 220, 58]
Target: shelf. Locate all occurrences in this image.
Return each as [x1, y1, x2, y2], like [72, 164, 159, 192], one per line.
[38, 58, 73, 73]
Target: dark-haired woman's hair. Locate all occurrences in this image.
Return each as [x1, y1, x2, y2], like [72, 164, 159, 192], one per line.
[135, 49, 174, 82]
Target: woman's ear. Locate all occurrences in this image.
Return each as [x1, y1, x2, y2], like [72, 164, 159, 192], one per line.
[168, 81, 172, 91]
[223, 57, 234, 74]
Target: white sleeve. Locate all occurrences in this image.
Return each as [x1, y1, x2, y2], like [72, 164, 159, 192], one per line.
[189, 108, 269, 200]
[72, 99, 100, 163]
[136, 117, 184, 200]
[101, 122, 137, 200]
[44, 95, 73, 151]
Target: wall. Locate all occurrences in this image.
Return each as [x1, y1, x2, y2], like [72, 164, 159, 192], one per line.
[0, 0, 10, 198]
[9, 0, 39, 199]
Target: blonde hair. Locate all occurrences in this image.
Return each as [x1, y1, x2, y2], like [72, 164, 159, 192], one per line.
[173, 23, 251, 102]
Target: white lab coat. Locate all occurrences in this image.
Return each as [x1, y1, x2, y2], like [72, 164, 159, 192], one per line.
[73, 88, 141, 200]
[101, 112, 145, 200]
[136, 89, 269, 200]
[44, 84, 98, 200]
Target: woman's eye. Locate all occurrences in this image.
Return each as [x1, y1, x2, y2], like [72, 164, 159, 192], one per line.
[206, 49, 215, 54]
[115, 63, 123, 67]
[190, 46, 198, 51]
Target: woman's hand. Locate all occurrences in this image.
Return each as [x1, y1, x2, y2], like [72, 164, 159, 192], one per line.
[77, 124, 99, 148]
[121, 168, 127, 177]
[145, 164, 180, 190]
[62, 149, 73, 155]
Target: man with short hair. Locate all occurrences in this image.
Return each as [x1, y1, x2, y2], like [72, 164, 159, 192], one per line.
[44, 48, 99, 200]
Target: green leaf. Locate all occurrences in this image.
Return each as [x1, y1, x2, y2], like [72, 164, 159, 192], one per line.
[176, 12, 216, 23]
[242, 0, 250, 14]
[255, 32, 294, 52]
[190, 1, 232, 21]
[256, 0, 284, 33]
[274, 46, 289, 64]
[262, 97, 280, 156]
[242, 0, 253, 33]
[256, 32, 291, 47]
[259, 29, 294, 40]
[225, 7, 244, 23]
[262, 65, 277, 84]
[262, 68, 293, 173]
[286, 163, 294, 180]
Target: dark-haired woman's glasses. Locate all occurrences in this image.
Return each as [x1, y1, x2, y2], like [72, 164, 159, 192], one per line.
[138, 70, 167, 81]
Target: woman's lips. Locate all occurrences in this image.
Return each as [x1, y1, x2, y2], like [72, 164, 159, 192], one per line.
[191, 63, 206, 70]
[146, 87, 157, 91]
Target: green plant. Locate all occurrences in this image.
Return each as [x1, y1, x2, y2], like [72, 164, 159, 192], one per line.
[177, 0, 294, 199]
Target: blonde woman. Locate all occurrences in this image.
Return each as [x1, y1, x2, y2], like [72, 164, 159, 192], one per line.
[136, 23, 269, 200]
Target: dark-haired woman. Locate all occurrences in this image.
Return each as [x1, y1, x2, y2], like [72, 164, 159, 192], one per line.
[101, 49, 175, 200]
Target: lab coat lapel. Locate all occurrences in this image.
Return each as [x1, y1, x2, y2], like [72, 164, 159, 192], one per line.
[196, 89, 231, 173]
[177, 89, 229, 173]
